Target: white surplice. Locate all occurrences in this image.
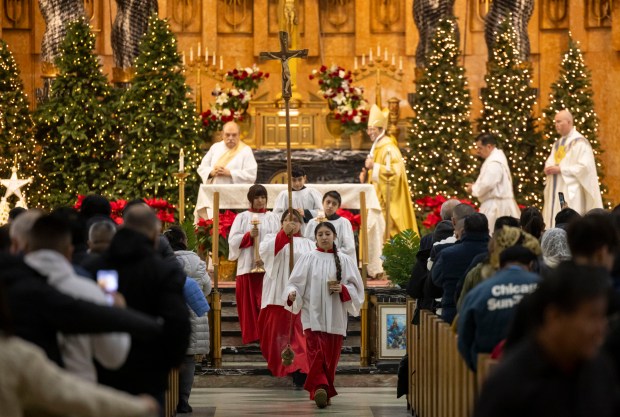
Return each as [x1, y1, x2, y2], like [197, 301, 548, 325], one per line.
[303, 216, 356, 261]
[272, 187, 323, 221]
[259, 232, 315, 309]
[228, 211, 281, 275]
[284, 250, 364, 336]
[197, 141, 257, 184]
[471, 148, 521, 232]
[542, 128, 603, 227]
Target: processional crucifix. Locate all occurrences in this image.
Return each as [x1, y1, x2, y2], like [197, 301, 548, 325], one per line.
[260, 30, 308, 365]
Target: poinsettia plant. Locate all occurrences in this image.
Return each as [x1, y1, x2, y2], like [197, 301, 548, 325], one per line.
[74, 195, 176, 225]
[337, 208, 361, 232]
[201, 65, 268, 140]
[195, 210, 237, 258]
[415, 195, 477, 230]
[309, 64, 370, 135]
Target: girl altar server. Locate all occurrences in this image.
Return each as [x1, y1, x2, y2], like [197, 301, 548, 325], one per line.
[228, 184, 280, 344]
[303, 190, 356, 261]
[285, 221, 364, 408]
[258, 210, 314, 385]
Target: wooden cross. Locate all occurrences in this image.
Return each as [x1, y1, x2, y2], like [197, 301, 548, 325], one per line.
[259, 31, 308, 101]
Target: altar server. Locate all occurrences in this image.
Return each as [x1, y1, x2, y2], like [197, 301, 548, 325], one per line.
[258, 210, 313, 384]
[228, 185, 280, 344]
[304, 191, 356, 262]
[285, 221, 364, 408]
[272, 166, 323, 226]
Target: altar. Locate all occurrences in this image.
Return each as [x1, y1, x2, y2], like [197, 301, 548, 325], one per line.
[194, 183, 386, 276]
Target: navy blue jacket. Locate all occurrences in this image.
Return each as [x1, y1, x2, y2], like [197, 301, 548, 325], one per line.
[457, 266, 539, 370]
[431, 232, 489, 323]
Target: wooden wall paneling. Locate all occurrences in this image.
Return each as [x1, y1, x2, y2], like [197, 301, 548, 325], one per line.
[540, 0, 569, 30]
[613, 0, 620, 50]
[168, 0, 201, 33]
[253, 0, 269, 57]
[569, 0, 587, 47]
[219, 0, 252, 34]
[102, 0, 113, 56]
[405, 0, 416, 57]
[354, 0, 370, 57]
[318, 0, 355, 35]
[529, 0, 540, 54]
[303, 0, 319, 57]
[203, 0, 217, 55]
[585, 0, 613, 28]
[2, 0, 31, 30]
[369, 0, 404, 33]
[469, 0, 487, 33]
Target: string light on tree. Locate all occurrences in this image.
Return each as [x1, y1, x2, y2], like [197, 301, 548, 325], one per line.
[406, 17, 475, 203]
[477, 17, 543, 207]
[540, 34, 611, 208]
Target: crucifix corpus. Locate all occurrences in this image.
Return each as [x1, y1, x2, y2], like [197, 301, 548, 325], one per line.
[260, 30, 308, 367]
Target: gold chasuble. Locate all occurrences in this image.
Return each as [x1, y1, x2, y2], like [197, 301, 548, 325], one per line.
[368, 135, 418, 238]
[214, 141, 248, 168]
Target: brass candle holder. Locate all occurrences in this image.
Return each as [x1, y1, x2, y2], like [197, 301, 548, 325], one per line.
[250, 215, 266, 273]
[173, 172, 190, 223]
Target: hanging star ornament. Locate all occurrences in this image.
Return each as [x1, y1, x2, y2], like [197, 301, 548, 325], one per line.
[1, 159, 33, 208]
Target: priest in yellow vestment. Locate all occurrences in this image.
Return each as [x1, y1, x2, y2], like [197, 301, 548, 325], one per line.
[363, 105, 418, 238]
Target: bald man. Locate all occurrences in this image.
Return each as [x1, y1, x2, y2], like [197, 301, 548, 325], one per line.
[542, 110, 603, 227]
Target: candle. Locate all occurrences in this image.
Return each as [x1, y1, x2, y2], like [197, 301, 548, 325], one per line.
[220, 56, 223, 70]
[252, 213, 259, 222]
[179, 148, 185, 173]
[189, 47, 193, 63]
[369, 50, 373, 62]
[213, 53, 216, 66]
[399, 56, 403, 71]
[182, 51, 186, 66]
[318, 210, 325, 219]
[354, 56, 358, 70]
[384, 50, 388, 61]
[198, 43, 201, 58]
[377, 45, 380, 56]
[392, 54, 395, 66]
[362, 54, 366, 66]
[205, 48, 209, 62]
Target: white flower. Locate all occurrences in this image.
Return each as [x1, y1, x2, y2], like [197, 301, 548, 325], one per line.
[338, 70, 346, 79]
[324, 88, 333, 97]
[222, 108, 232, 117]
[245, 67, 253, 75]
[216, 94, 229, 106]
[312, 69, 318, 75]
[231, 89, 240, 96]
[353, 115, 362, 124]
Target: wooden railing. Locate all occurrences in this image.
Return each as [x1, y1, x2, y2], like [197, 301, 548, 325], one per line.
[164, 368, 179, 417]
[408, 305, 482, 417]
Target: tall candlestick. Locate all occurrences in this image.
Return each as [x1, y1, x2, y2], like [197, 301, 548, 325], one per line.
[362, 54, 366, 66]
[189, 48, 193, 63]
[198, 43, 201, 58]
[399, 56, 403, 71]
[220, 56, 223, 70]
[179, 148, 185, 173]
[354, 56, 358, 70]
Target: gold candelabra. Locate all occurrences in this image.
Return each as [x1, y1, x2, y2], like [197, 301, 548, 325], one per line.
[352, 45, 404, 108]
[183, 45, 226, 113]
[173, 172, 189, 224]
[250, 215, 266, 273]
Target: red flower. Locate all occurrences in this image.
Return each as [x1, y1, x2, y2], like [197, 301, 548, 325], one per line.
[218, 210, 237, 238]
[422, 212, 442, 229]
[73, 194, 86, 210]
[336, 208, 361, 232]
[320, 65, 327, 72]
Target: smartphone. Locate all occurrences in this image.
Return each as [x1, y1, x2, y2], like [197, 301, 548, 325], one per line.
[558, 192, 566, 207]
[97, 270, 119, 305]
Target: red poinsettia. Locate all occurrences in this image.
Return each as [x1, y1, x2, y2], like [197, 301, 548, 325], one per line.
[196, 210, 238, 258]
[416, 195, 478, 230]
[74, 195, 177, 227]
[336, 208, 361, 232]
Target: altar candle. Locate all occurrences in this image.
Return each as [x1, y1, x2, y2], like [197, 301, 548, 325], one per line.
[189, 47, 193, 63]
[205, 48, 209, 63]
[399, 56, 403, 71]
[318, 210, 325, 219]
[220, 56, 223, 70]
[198, 43, 201, 58]
[377, 45, 381, 56]
[179, 148, 185, 173]
[362, 54, 366, 66]
[252, 213, 259, 223]
[354, 56, 358, 70]
[182, 51, 186, 66]
[384, 50, 388, 61]
[213, 53, 216, 66]
[369, 50, 373, 62]
[392, 54, 395, 66]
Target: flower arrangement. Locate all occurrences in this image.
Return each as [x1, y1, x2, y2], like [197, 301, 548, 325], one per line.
[309, 65, 370, 136]
[415, 195, 477, 230]
[74, 195, 176, 225]
[195, 210, 237, 258]
[201, 65, 269, 139]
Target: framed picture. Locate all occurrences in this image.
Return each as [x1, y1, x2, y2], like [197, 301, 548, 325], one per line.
[377, 304, 407, 359]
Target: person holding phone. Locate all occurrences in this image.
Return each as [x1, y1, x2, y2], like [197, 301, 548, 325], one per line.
[542, 109, 603, 227]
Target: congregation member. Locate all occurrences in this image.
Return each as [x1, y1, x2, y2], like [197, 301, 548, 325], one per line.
[519, 206, 545, 240]
[427, 203, 476, 270]
[432, 213, 490, 324]
[286, 222, 364, 408]
[361, 104, 418, 237]
[466, 133, 520, 233]
[198, 121, 257, 184]
[24, 214, 130, 382]
[554, 206, 581, 230]
[0, 284, 159, 417]
[540, 227, 571, 268]
[258, 211, 313, 387]
[164, 226, 212, 414]
[458, 245, 540, 371]
[228, 184, 280, 344]
[543, 109, 603, 227]
[272, 165, 323, 225]
[474, 264, 617, 417]
[304, 190, 356, 262]
[85, 204, 191, 404]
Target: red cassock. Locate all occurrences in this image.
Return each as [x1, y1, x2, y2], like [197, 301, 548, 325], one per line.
[303, 330, 343, 400]
[235, 272, 263, 344]
[258, 305, 309, 376]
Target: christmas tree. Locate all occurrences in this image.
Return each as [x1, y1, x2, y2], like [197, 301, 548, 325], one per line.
[34, 19, 118, 208]
[478, 17, 543, 207]
[541, 35, 610, 207]
[406, 17, 475, 201]
[115, 16, 201, 210]
[0, 40, 41, 204]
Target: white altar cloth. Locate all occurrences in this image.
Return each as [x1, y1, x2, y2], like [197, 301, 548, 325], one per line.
[194, 183, 385, 276]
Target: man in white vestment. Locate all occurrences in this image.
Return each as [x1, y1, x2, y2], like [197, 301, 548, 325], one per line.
[466, 133, 520, 233]
[197, 121, 257, 184]
[542, 110, 603, 227]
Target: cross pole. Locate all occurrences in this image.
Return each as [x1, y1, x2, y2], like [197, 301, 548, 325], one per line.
[260, 31, 308, 273]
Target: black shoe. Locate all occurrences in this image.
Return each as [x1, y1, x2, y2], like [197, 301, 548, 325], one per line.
[177, 403, 193, 413]
[291, 370, 307, 389]
[314, 389, 328, 408]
